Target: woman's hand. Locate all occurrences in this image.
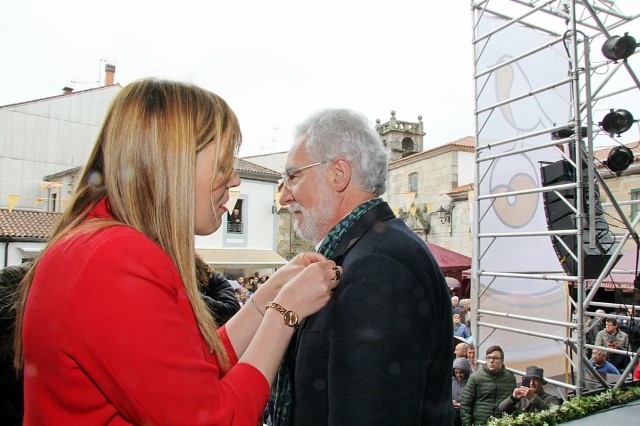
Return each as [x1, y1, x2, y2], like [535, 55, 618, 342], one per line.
[273, 260, 341, 320]
[254, 252, 328, 301]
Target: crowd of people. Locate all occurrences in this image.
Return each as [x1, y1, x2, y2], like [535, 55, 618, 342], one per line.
[449, 298, 640, 425]
[452, 343, 562, 425]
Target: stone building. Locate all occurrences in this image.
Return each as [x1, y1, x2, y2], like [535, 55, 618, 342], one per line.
[384, 136, 475, 256]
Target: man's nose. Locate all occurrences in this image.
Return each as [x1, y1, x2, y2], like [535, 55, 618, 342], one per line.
[279, 184, 294, 206]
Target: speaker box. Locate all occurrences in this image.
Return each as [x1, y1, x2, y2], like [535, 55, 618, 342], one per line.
[541, 159, 621, 279]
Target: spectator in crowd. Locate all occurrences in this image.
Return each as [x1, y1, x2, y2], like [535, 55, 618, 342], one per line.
[236, 287, 250, 306]
[586, 309, 606, 358]
[452, 357, 471, 426]
[590, 349, 620, 375]
[0, 262, 31, 425]
[13, 79, 340, 425]
[461, 345, 516, 426]
[595, 318, 629, 349]
[467, 343, 477, 372]
[195, 256, 240, 325]
[620, 308, 640, 352]
[272, 108, 453, 425]
[454, 313, 471, 340]
[452, 296, 461, 314]
[228, 208, 241, 224]
[236, 276, 245, 287]
[604, 337, 630, 373]
[245, 278, 258, 295]
[458, 299, 470, 328]
[454, 342, 469, 359]
[498, 366, 561, 415]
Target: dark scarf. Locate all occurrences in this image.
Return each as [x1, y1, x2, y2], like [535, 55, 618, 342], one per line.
[268, 198, 383, 426]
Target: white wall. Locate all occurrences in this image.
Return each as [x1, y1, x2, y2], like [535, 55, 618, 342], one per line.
[195, 178, 279, 250]
[457, 151, 475, 186]
[1, 241, 45, 267]
[0, 86, 121, 210]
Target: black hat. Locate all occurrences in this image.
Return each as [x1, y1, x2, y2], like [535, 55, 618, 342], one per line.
[525, 366, 547, 384]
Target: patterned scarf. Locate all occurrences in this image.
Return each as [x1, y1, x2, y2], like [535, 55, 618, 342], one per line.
[268, 198, 383, 426]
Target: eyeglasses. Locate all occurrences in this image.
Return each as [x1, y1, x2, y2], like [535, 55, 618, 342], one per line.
[280, 161, 328, 190]
[485, 356, 503, 361]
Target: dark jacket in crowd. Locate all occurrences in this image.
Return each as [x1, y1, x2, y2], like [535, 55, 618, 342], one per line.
[452, 357, 471, 426]
[461, 364, 516, 426]
[498, 388, 561, 415]
[201, 272, 240, 325]
[0, 262, 31, 425]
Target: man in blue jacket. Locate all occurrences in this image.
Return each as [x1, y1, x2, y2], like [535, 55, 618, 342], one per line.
[272, 108, 453, 425]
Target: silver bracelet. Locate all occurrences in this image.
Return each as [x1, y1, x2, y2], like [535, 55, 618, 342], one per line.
[250, 296, 265, 316]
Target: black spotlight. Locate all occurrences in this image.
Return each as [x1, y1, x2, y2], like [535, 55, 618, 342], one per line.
[602, 32, 637, 61]
[600, 109, 634, 136]
[606, 146, 634, 173]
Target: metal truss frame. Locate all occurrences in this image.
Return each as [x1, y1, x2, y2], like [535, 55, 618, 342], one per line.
[471, 0, 640, 398]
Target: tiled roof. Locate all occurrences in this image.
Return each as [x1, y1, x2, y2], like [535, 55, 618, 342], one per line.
[0, 84, 122, 109]
[448, 183, 474, 195]
[235, 158, 279, 179]
[0, 209, 60, 240]
[389, 135, 475, 168]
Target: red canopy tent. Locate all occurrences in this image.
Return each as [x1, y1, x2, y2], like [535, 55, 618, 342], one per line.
[425, 243, 472, 297]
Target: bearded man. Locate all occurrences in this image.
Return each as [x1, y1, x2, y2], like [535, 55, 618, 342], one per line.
[270, 108, 452, 425]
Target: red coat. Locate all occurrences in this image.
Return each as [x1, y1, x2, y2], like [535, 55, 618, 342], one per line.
[22, 199, 269, 425]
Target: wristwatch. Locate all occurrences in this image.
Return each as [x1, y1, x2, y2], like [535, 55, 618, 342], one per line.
[266, 301, 299, 328]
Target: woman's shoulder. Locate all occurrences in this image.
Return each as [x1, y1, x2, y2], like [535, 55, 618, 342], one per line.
[58, 224, 163, 255]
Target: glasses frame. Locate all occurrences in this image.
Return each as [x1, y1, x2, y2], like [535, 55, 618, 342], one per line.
[280, 161, 328, 190]
[485, 356, 503, 361]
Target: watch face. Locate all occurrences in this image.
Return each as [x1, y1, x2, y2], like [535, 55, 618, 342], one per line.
[283, 311, 299, 327]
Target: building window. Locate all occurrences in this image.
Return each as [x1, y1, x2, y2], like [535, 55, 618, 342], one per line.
[227, 199, 244, 233]
[408, 172, 418, 194]
[631, 189, 640, 222]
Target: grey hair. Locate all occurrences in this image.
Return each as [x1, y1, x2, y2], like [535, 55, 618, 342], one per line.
[295, 108, 389, 194]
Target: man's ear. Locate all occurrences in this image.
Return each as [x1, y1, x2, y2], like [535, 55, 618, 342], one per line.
[331, 158, 351, 192]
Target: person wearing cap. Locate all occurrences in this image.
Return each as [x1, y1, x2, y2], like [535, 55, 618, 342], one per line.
[498, 366, 561, 415]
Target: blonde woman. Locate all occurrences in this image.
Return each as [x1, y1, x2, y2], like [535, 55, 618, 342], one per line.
[14, 79, 340, 425]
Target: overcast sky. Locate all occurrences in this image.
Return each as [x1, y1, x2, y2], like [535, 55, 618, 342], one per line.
[0, 0, 476, 156]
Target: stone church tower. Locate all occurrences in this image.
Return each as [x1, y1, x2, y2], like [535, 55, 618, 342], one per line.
[375, 110, 425, 161]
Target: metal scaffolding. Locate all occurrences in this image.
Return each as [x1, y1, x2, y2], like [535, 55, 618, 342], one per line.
[471, 0, 639, 398]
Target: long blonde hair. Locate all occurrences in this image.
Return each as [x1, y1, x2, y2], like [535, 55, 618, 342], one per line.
[14, 78, 240, 371]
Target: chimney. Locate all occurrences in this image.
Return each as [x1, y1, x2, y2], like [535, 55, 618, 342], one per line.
[104, 63, 116, 86]
[62, 87, 74, 95]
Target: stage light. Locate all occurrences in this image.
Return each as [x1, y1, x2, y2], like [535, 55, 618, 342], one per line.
[602, 33, 637, 61]
[600, 109, 634, 136]
[606, 146, 634, 174]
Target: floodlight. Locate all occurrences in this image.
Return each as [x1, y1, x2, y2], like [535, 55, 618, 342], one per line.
[600, 109, 634, 136]
[602, 33, 637, 61]
[606, 146, 634, 174]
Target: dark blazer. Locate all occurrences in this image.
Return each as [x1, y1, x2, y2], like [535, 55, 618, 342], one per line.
[290, 202, 453, 425]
